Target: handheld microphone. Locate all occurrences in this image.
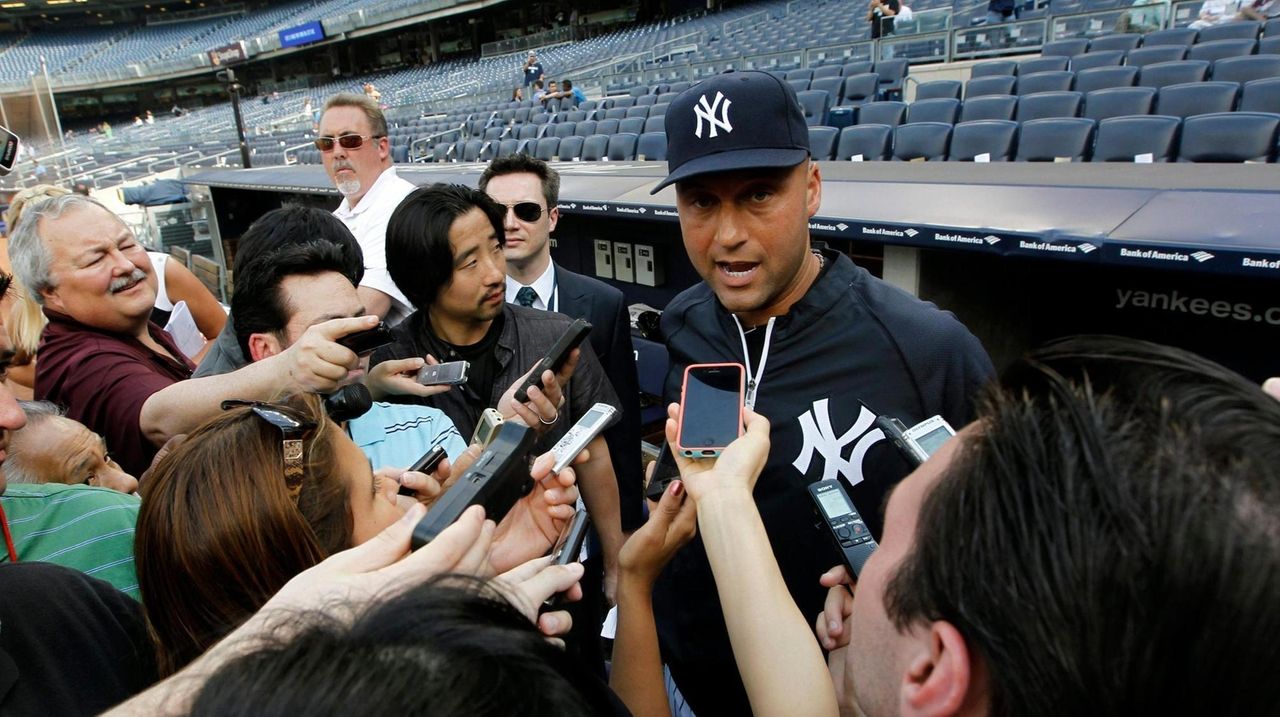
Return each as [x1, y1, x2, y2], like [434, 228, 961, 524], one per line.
[323, 383, 373, 422]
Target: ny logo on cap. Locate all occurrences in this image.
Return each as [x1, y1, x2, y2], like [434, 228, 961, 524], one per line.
[694, 91, 733, 139]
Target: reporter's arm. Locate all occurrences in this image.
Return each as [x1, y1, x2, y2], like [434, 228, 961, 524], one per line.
[575, 435, 625, 602]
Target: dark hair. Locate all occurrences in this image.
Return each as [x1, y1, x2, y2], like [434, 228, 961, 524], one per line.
[885, 335, 1280, 716]
[137, 394, 354, 676]
[233, 207, 363, 281]
[562, 79, 573, 89]
[385, 183, 504, 310]
[232, 239, 359, 359]
[479, 153, 560, 209]
[188, 577, 615, 716]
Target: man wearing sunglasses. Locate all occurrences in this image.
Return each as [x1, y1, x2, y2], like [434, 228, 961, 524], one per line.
[318, 93, 415, 326]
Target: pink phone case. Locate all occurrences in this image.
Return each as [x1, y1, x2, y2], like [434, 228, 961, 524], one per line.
[676, 362, 746, 457]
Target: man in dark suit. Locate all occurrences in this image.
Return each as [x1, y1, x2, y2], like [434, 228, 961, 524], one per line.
[480, 155, 642, 672]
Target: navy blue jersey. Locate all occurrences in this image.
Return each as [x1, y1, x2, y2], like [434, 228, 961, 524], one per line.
[654, 249, 993, 716]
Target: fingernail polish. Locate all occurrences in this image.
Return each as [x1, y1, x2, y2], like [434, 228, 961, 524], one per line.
[671, 480, 683, 497]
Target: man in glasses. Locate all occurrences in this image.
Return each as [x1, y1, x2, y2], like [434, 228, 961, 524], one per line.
[318, 92, 415, 325]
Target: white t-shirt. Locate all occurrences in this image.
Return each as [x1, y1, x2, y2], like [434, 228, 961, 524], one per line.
[333, 167, 416, 325]
[147, 251, 173, 311]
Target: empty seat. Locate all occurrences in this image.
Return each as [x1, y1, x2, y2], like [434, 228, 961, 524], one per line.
[1241, 77, 1280, 112]
[669, 81, 692, 93]
[1156, 81, 1239, 117]
[1092, 115, 1181, 162]
[1143, 27, 1198, 46]
[635, 95, 658, 107]
[581, 134, 610, 161]
[787, 68, 815, 81]
[858, 100, 908, 126]
[596, 118, 621, 135]
[1018, 71, 1075, 95]
[496, 139, 519, 158]
[649, 103, 669, 117]
[960, 94, 1018, 121]
[1138, 60, 1211, 88]
[915, 80, 962, 100]
[553, 122, 577, 139]
[970, 59, 1018, 77]
[840, 73, 880, 106]
[1019, 56, 1071, 75]
[1072, 50, 1126, 71]
[836, 124, 893, 160]
[612, 96, 637, 108]
[557, 135, 584, 161]
[625, 106, 650, 119]
[1196, 20, 1261, 42]
[787, 78, 811, 92]
[1125, 45, 1188, 66]
[604, 107, 628, 120]
[875, 59, 910, 98]
[1085, 86, 1158, 120]
[1016, 91, 1084, 121]
[907, 98, 961, 124]
[607, 133, 639, 160]
[462, 140, 484, 162]
[797, 90, 833, 125]
[1074, 65, 1140, 93]
[1042, 38, 1090, 57]
[808, 126, 839, 160]
[643, 115, 666, 133]
[1212, 55, 1280, 84]
[813, 65, 843, 79]
[811, 76, 845, 101]
[483, 127, 504, 141]
[431, 142, 451, 162]
[637, 132, 667, 161]
[1187, 39, 1258, 63]
[843, 60, 875, 76]
[1088, 33, 1143, 52]
[967, 75, 1018, 97]
[574, 120, 598, 137]
[611, 116, 642, 135]
[947, 120, 1018, 161]
[533, 137, 560, 161]
[892, 122, 951, 161]
[1016, 117, 1096, 161]
[1177, 111, 1279, 162]
[531, 113, 552, 125]
[1260, 35, 1280, 55]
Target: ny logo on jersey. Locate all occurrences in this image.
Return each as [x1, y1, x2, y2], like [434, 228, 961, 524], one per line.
[792, 399, 885, 485]
[693, 91, 733, 139]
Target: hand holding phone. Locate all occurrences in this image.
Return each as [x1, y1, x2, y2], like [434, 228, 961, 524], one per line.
[675, 363, 745, 458]
[513, 319, 591, 402]
[417, 360, 470, 387]
[543, 509, 592, 608]
[549, 403, 617, 473]
[397, 445, 450, 497]
[336, 322, 394, 357]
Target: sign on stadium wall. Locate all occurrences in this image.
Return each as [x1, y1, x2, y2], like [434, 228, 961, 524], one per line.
[208, 41, 249, 66]
[279, 21, 326, 49]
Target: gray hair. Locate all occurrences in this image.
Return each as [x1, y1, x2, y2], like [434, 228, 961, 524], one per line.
[8, 193, 112, 305]
[6, 400, 69, 484]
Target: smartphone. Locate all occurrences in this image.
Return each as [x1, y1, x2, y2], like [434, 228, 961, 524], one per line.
[549, 509, 591, 566]
[875, 414, 956, 468]
[398, 445, 448, 496]
[550, 403, 618, 473]
[471, 408, 504, 448]
[416, 360, 470, 387]
[809, 479, 878, 578]
[644, 441, 681, 501]
[336, 323, 394, 357]
[513, 319, 592, 402]
[676, 363, 745, 458]
[0, 126, 18, 176]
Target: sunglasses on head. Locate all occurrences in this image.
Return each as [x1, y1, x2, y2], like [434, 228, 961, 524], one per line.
[314, 133, 383, 152]
[221, 399, 318, 500]
[501, 201, 545, 223]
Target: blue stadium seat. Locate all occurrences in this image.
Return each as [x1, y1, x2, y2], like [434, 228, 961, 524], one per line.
[518, 124, 540, 140]
[643, 115, 666, 133]
[788, 68, 815, 82]
[496, 139, 519, 158]
[967, 75, 1018, 97]
[1015, 117, 1096, 161]
[841, 73, 881, 106]
[668, 82, 692, 93]
[1177, 111, 1279, 162]
[1071, 51, 1126, 71]
[534, 137, 560, 161]
[1260, 36, 1280, 55]
[1042, 38, 1090, 57]
[797, 90, 833, 125]
[604, 107, 628, 120]
[875, 59, 909, 99]
[1143, 28, 1199, 46]
[463, 140, 484, 162]
[836, 124, 893, 160]
[636, 95, 658, 107]
[1019, 56, 1071, 75]
[1084, 86, 1158, 120]
[1196, 20, 1261, 43]
[858, 100, 908, 126]
[619, 117, 646, 134]
[811, 76, 845, 102]
[808, 126, 839, 160]
[813, 65, 844, 79]
[649, 103, 669, 117]
[970, 59, 1018, 77]
[580, 135, 609, 161]
[432, 142, 451, 163]
[557, 136, 585, 161]
[1241, 77, 1280, 112]
[1125, 45, 1188, 67]
[1088, 33, 1143, 52]
[607, 133, 639, 160]
[959, 94, 1018, 121]
[907, 98, 961, 123]
[626, 105, 650, 119]
[1138, 60, 1211, 88]
[892, 122, 951, 161]
[1074, 65, 1139, 93]
[1092, 115, 1181, 161]
[553, 122, 577, 139]
[1017, 71, 1075, 95]
[1156, 81, 1240, 117]
[1016, 91, 1084, 121]
[914, 80, 962, 100]
[637, 132, 667, 161]
[788, 78, 812, 92]
[843, 60, 875, 77]
[947, 120, 1018, 161]
[596, 118, 621, 135]
[1187, 39, 1258, 63]
[1212, 55, 1280, 84]
[574, 120, 598, 137]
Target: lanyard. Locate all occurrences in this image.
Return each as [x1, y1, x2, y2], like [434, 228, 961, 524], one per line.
[0, 504, 17, 563]
[732, 315, 776, 410]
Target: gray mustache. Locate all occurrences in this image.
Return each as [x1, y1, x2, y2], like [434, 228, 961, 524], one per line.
[109, 269, 147, 294]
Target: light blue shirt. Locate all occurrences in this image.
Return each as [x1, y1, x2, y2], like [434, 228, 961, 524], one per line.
[346, 402, 468, 472]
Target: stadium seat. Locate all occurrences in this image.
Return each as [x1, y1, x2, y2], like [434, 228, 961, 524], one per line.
[514, 108, 532, 124]
[483, 127, 504, 141]
[813, 66, 843, 79]
[580, 101, 598, 113]
[789, 68, 815, 81]
[967, 75, 1018, 98]
[843, 61, 875, 77]
[1084, 86, 1158, 120]
[496, 139, 519, 159]
[1143, 28, 1199, 46]
[808, 126, 839, 160]
[1260, 36, 1280, 55]
[840, 73, 880, 106]
[947, 120, 1018, 161]
[788, 78, 811, 92]
[557, 136, 584, 161]
[970, 59, 1018, 77]
[553, 122, 577, 139]
[613, 97, 637, 108]
[517, 124, 539, 140]
[875, 59, 909, 99]
[463, 140, 484, 162]
[959, 94, 1018, 122]
[531, 113, 552, 125]
[1088, 33, 1142, 52]
[1092, 115, 1181, 162]
[643, 115, 666, 133]
[596, 119, 621, 135]
[1074, 65, 1139, 93]
[628, 86, 649, 97]
[797, 90, 833, 125]
[1042, 39, 1090, 57]
[636, 95, 658, 107]
[1138, 60, 1211, 88]
[607, 133, 639, 161]
[1240, 77, 1280, 112]
[668, 82, 692, 93]
[907, 98, 961, 124]
[625, 106, 650, 119]
[1125, 45, 1188, 67]
[858, 101, 908, 126]
[1196, 20, 1261, 43]
[836, 124, 893, 160]
[604, 107, 628, 120]
[637, 132, 667, 161]
[1266, 17, 1280, 36]
[827, 106, 857, 128]
[892, 122, 951, 161]
[1187, 39, 1258, 63]
[811, 76, 845, 102]
[1016, 91, 1083, 121]
[619, 117, 646, 134]
[1018, 56, 1071, 75]
[1212, 55, 1280, 84]
[581, 134, 609, 161]
[1015, 117, 1096, 161]
[915, 80, 962, 100]
[534, 137, 560, 161]
[574, 120, 598, 137]
[649, 103, 669, 117]
[1177, 111, 1279, 162]
[1156, 81, 1240, 117]
[1017, 71, 1075, 95]
[1071, 51, 1126, 71]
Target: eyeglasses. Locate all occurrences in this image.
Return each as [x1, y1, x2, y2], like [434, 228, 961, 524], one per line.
[313, 133, 384, 152]
[500, 201, 545, 223]
[220, 400, 318, 500]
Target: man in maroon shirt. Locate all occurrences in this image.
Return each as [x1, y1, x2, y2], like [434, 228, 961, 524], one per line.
[7, 194, 379, 477]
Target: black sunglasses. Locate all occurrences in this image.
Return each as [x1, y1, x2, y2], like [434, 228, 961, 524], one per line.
[220, 400, 318, 500]
[314, 133, 384, 152]
[500, 201, 545, 223]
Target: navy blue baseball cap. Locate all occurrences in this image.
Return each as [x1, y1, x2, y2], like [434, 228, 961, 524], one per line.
[650, 70, 810, 194]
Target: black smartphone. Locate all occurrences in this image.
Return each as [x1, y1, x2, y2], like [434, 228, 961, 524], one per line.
[513, 319, 592, 402]
[644, 441, 681, 501]
[336, 323, 394, 357]
[676, 363, 745, 458]
[0, 126, 18, 176]
[398, 445, 448, 497]
[416, 360, 470, 386]
[549, 509, 591, 566]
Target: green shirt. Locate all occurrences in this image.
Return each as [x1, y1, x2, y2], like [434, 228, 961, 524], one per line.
[1, 483, 140, 600]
